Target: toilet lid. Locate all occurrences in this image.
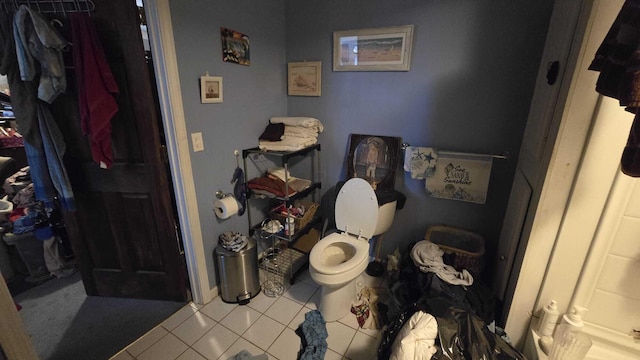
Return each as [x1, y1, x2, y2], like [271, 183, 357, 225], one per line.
[335, 178, 378, 239]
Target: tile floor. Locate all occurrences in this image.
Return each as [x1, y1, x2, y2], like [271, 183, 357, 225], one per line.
[110, 269, 385, 360]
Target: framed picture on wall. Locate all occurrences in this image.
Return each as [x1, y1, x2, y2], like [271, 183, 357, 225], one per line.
[200, 75, 223, 103]
[333, 25, 414, 72]
[287, 61, 322, 96]
[221, 27, 250, 66]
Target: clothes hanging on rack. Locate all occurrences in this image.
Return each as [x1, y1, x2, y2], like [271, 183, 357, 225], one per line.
[0, 7, 76, 210]
[589, 0, 640, 176]
[13, 5, 69, 103]
[70, 12, 118, 169]
[0, 10, 39, 145]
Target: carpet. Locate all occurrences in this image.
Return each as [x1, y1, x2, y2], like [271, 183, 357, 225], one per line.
[13, 271, 186, 360]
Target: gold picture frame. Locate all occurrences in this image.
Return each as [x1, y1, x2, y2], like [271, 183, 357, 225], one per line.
[287, 61, 322, 96]
[333, 25, 414, 72]
[200, 75, 223, 103]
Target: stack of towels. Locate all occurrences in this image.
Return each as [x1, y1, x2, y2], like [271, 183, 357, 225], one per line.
[258, 117, 324, 151]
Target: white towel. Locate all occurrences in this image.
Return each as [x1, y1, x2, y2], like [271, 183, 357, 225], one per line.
[403, 147, 437, 179]
[282, 125, 319, 139]
[389, 311, 439, 360]
[410, 240, 473, 286]
[270, 117, 324, 132]
[258, 137, 317, 151]
[267, 167, 312, 192]
[425, 152, 493, 204]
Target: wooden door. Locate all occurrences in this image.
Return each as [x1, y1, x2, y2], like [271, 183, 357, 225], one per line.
[52, 0, 189, 301]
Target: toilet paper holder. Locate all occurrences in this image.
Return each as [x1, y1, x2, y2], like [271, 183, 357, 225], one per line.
[215, 190, 231, 199]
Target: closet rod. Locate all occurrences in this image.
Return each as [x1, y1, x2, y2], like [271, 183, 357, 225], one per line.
[1, 0, 95, 15]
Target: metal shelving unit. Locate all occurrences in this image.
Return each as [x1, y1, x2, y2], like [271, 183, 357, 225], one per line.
[242, 144, 321, 287]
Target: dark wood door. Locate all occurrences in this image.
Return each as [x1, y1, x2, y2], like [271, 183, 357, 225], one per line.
[52, 1, 189, 301]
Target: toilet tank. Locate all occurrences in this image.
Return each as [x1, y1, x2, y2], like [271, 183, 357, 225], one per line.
[373, 200, 396, 236]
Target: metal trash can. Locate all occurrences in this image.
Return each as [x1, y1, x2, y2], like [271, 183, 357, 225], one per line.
[215, 237, 260, 304]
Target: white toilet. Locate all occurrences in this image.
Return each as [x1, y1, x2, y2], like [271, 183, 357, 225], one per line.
[309, 178, 397, 321]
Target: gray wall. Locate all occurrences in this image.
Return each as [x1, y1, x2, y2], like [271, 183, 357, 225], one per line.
[285, 0, 553, 275]
[169, 0, 287, 289]
[169, 0, 553, 289]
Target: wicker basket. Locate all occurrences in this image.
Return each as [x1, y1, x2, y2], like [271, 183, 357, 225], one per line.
[424, 225, 485, 276]
[270, 200, 318, 231]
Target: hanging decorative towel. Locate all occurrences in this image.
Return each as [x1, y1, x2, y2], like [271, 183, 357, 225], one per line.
[403, 146, 437, 179]
[425, 152, 493, 204]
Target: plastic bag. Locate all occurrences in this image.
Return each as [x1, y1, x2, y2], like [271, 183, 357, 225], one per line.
[378, 298, 525, 360]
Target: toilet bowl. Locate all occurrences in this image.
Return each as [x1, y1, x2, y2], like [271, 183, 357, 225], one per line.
[310, 178, 396, 321]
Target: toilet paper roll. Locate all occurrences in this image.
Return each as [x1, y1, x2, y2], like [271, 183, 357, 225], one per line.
[214, 196, 240, 219]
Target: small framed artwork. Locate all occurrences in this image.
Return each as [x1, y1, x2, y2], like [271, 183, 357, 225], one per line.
[333, 25, 414, 72]
[221, 27, 250, 66]
[287, 61, 322, 96]
[200, 75, 223, 103]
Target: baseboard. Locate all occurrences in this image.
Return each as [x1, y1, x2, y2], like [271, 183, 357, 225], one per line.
[205, 285, 219, 305]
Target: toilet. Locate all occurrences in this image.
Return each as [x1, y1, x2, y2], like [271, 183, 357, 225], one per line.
[309, 178, 397, 321]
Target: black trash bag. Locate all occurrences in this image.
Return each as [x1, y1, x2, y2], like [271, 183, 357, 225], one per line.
[378, 241, 524, 360]
[377, 298, 525, 360]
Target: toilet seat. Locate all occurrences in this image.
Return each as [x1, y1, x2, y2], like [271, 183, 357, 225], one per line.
[309, 232, 369, 275]
[335, 178, 379, 239]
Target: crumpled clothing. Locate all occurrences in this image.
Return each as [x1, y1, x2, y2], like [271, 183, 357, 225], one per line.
[389, 311, 438, 360]
[297, 309, 328, 360]
[3, 166, 30, 196]
[248, 176, 297, 198]
[228, 350, 268, 360]
[231, 167, 246, 216]
[410, 240, 473, 286]
[11, 182, 36, 208]
[13, 5, 69, 103]
[12, 203, 50, 238]
[351, 286, 385, 330]
[218, 231, 248, 252]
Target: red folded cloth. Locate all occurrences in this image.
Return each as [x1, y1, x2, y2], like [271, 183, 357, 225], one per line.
[248, 176, 296, 198]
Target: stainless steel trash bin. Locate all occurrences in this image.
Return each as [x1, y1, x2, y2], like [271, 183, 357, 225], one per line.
[215, 237, 260, 304]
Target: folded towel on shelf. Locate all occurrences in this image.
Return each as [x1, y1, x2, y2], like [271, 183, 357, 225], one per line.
[270, 117, 324, 133]
[259, 136, 317, 152]
[267, 167, 312, 192]
[248, 176, 297, 198]
[259, 122, 285, 141]
[282, 125, 319, 139]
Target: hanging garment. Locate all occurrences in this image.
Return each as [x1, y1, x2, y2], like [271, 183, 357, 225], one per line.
[231, 167, 247, 216]
[425, 152, 493, 204]
[13, 5, 69, 103]
[70, 13, 119, 169]
[403, 146, 437, 179]
[0, 11, 40, 145]
[589, 0, 640, 176]
[23, 103, 76, 211]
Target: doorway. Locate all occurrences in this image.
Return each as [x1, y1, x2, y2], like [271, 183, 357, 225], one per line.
[0, 0, 192, 358]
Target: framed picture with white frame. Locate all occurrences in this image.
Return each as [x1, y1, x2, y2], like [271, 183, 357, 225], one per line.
[333, 25, 414, 71]
[200, 75, 223, 103]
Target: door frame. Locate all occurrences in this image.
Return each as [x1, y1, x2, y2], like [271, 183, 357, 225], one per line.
[144, 0, 212, 305]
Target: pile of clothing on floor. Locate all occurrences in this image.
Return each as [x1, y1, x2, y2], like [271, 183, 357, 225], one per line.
[258, 117, 323, 151]
[2, 166, 75, 278]
[361, 239, 526, 359]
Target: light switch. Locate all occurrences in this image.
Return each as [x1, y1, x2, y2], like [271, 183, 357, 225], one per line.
[191, 132, 204, 152]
